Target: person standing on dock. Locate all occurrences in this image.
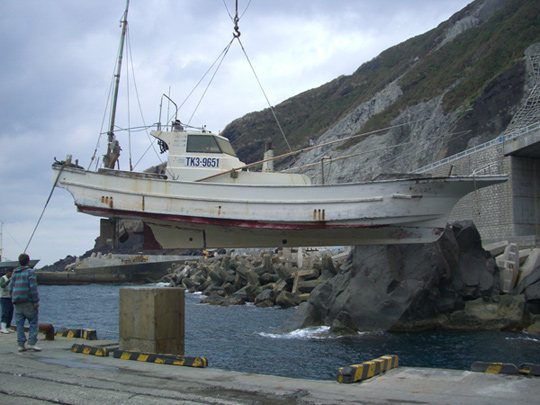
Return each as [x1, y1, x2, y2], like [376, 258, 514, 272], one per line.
[10, 254, 40, 351]
[0, 268, 14, 333]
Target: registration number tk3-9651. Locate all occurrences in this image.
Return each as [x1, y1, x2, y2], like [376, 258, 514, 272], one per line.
[185, 157, 220, 168]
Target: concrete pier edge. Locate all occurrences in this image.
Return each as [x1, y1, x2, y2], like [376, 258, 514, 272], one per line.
[2, 331, 540, 404]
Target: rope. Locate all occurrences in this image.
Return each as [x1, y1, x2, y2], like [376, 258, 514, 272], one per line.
[24, 166, 65, 253]
[283, 140, 416, 173]
[195, 120, 419, 182]
[187, 39, 235, 125]
[236, 36, 293, 153]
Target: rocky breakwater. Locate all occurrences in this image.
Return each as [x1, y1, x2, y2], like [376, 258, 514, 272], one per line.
[162, 248, 349, 308]
[280, 221, 540, 334]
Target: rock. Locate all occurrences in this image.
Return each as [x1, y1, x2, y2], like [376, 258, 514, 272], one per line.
[275, 291, 301, 309]
[329, 311, 358, 335]
[279, 221, 514, 333]
[160, 248, 406, 310]
[448, 295, 526, 330]
[279, 302, 321, 331]
[526, 315, 540, 334]
[200, 294, 227, 305]
[254, 289, 276, 307]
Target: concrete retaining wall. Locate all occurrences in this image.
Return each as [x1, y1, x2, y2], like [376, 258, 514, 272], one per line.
[422, 142, 539, 244]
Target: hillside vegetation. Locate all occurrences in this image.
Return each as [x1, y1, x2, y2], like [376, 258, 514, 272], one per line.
[221, 0, 540, 167]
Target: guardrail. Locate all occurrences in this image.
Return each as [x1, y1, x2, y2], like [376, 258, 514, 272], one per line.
[413, 121, 540, 173]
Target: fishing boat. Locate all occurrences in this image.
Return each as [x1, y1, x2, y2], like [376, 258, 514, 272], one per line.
[0, 221, 40, 274]
[0, 260, 40, 274]
[51, 2, 506, 250]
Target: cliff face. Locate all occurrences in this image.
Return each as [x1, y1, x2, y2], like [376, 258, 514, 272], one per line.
[221, 0, 540, 183]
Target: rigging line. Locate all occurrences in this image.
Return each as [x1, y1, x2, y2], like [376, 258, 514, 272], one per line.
[282, 140, 416, 173]
[2, 225, 23, 253]
[378, 128, 474, 175]
[187, 40, 234, 126]
[24, 166, 64, 254]
[223, 0, 252, 22]
[88, 67, 116, 170]
[126, 38, 162, 166]
[195, 120, 416, 182]
[236, 36, 293, 153]
[173, 38, 235, 126]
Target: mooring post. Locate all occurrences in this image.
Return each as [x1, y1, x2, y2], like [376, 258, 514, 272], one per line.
[119, 287, 185, 355]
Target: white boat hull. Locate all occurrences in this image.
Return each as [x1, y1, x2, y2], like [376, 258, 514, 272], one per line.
[53, 165, 506, 248]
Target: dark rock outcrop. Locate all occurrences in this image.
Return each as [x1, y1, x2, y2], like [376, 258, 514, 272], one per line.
[280, 221, 529, 334]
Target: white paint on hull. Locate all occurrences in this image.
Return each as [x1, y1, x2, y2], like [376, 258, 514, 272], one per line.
[53, 164, 506, 248]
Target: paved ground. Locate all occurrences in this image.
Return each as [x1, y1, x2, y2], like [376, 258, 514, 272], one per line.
[0, 331, 538, 404]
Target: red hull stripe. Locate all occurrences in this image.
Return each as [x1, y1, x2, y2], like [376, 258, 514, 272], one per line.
[78, 205, 372, 230]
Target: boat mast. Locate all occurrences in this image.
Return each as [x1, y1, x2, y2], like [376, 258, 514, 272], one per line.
[103, 0, 129, 169]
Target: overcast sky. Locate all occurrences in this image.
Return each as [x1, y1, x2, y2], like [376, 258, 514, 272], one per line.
[0, 0, 472, 266]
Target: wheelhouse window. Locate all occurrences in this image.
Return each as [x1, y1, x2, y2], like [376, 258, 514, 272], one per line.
[215, 137, 237, 156]
[186, 135, 237, 156]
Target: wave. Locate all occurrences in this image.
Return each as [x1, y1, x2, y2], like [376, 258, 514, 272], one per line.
[259, 326, 353, 340]
[505, 335, 540, 343]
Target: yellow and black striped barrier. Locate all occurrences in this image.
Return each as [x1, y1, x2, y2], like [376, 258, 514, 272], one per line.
[472, 361, 540, 376]
[55, 328, 98, 340]
[113, 350, 208, 368]
[337, 355, 398, 383]
[471, 362, 519, 375]
[519, 363, 540, 376]
[81, 329, 98, 340]
[71, 344, 110, 357]
[56, 328, 81, 338]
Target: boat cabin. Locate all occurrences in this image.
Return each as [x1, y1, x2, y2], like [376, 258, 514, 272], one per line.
[150, 126, 311, 185]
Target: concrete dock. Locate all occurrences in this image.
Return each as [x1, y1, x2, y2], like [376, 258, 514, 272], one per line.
[0, 332, 539, 404]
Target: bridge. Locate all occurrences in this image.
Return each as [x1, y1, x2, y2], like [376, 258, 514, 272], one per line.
[414, 121, 540, 246]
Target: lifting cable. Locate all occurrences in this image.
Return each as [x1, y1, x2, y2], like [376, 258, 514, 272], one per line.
[229, 0, 293, 153]
[183, 0, 293, 153]
[195, 119, 423, 182]
[24, 166, 64, 254]
[235, 36, 293, 154]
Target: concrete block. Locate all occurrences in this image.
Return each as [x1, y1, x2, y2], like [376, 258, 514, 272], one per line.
[499, 243, 520, 293]
[484, 240, 508, 257]
[119, 287, 185, 355]
[471, 362, 519, 375]
[514, 249, 540, 294]
[337, 355, 399, 383]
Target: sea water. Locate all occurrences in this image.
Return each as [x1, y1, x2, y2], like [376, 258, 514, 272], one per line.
[38, 284, 540, 380]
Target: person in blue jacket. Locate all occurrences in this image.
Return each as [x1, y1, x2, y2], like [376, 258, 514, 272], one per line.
[10, 253, 40, 352]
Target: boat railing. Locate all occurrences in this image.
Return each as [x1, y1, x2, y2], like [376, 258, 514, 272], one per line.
[157, 94, 179, 132]
[413, 121, 540, 174]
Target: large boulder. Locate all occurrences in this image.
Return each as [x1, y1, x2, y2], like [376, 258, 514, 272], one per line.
[447, 295, 526, 330]
[280, 221, 509, 333]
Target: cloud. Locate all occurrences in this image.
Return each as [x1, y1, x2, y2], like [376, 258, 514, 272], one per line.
[0, 0, 472, 266]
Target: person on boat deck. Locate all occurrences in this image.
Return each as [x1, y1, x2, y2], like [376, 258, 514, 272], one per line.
[10, 254, 40, 351]
[0, 268, 14, 333]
